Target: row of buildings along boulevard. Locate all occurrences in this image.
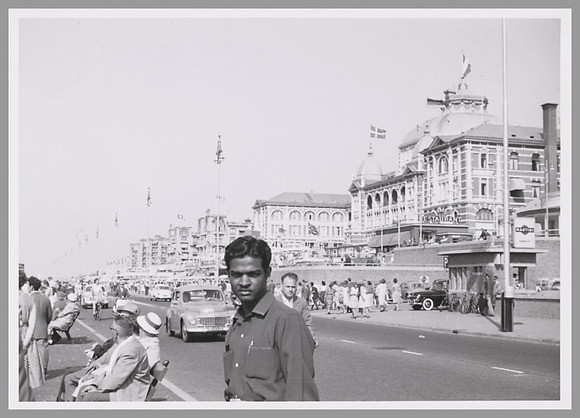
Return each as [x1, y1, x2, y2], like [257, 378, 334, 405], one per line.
[115, 77, 561, 293]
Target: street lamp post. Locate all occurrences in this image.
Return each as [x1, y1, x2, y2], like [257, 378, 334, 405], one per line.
[215, 136, 225, 281]
[501, 19, 514, 332]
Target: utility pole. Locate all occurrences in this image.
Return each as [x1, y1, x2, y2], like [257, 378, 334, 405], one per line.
[501, 19, 514, 332]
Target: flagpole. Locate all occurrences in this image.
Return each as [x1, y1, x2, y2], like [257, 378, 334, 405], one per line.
[215, 136, 225, 281]
[501, 18, 514, 332]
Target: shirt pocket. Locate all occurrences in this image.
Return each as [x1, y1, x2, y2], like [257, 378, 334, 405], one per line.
[245, 346, 277, 380]
[223, 350, 234, 384]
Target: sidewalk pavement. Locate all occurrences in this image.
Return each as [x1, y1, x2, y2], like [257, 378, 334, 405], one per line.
[311, 302, 560, 345]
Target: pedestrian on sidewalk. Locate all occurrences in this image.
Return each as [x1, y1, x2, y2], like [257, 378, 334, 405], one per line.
[28, 277, 52, 378]
[391, 278, 402, 311]
[376, 279, 388, 312]
[483, 274, 496, 316]
[349, 283, 359, 318]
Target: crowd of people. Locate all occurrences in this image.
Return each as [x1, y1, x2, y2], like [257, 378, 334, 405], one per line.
[18, 272, 163, 402]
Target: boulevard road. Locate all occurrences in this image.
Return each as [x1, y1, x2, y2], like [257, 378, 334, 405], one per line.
[82, 294, 559, 403]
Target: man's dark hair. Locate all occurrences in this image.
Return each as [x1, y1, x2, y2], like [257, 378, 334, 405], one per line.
[28, 276, 41, 291]
[281, 272, 298, 283]
[19, 275, 28, 289]
[115, 316, 135, 337]
[224, 235, 271, 271]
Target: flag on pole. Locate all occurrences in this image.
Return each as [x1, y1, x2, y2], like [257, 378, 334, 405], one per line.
[96, 227, 99, 239]
[370, 125, 386, 139]
[115, 212, 118, 227]
[461, 53, 471, 79]
[308, 222, 319, 235]
[278, 227, 286, 233]
[146, 187, 151, 207]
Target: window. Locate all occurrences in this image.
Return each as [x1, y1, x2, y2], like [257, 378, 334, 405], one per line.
[367, 195, 373, 210]
[480, 153, 488, 169]
[375, 193, 381, 207]
[532, 182, 541, 198]
[439, 157, 449, 174]
[400, 186, 406, 201]
[318, 212, 329, 222]
[476, 208, 493, 220]
[304, 211, 315, 221]
[383, 191, 389, 206]
[531, 153, 541, 171]
[509, 152, 519, 170]
[289, 211, 301, 221]
[392, 190, 398, 204]
[480, 178, 488, 196]
[332, 212, 344, 222]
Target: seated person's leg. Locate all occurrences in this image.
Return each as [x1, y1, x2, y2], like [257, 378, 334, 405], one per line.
[61, 366, 91, 401]
[78, 390, 111, 402]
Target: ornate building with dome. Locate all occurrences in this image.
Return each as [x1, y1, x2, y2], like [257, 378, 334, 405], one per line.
[348, 79, 560, 253]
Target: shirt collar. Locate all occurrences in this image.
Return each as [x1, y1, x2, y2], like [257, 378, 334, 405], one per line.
[233, 291, 276, 321]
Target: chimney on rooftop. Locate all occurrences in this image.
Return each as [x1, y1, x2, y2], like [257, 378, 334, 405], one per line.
[541, 103, 559, 194]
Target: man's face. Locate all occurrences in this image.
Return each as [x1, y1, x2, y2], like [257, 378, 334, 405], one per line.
[281, 277, 297, 300]
[228, 256, 270, 312]
[110, 323, 120, 344]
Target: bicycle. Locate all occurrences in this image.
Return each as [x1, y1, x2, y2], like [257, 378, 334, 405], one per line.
[93, 301, 102, 321]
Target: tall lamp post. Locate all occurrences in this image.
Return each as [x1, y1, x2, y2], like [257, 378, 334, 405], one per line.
[215, 136, 225, 281]
[501, 18, 514, 332]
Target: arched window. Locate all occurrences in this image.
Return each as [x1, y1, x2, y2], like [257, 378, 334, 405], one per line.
[318, 211, 329, 222]
[400, 186, 406, 202]
[367, 195, 373, 210]
[531, 153, 541, 171]
[439, 157, 449, 174]
[272, 210, 283, 221]
[383, 191, 389, 206]
[476, 208, 493, 221]
[289, 210, 301, 221]
[509, 152, 519, 170]
[304, 211, 315, 221]
[375, 193, 381, 207]
[392, 190, 398, 204]
[332, 212, 344, 222]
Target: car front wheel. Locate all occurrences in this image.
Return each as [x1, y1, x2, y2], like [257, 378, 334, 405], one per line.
[422, 298, 435, 311]
[181, 321, 192, 342]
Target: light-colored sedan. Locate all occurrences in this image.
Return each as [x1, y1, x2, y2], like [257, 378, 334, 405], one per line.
[150, 284, 172, 301]
[165, 284, 236, 342]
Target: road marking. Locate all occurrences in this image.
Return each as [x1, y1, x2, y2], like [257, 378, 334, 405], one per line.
[339, 339, 357, 344]
[76, 318, 198, 402]
[492, 366, 524, 374]
[401, 350, 423, 356]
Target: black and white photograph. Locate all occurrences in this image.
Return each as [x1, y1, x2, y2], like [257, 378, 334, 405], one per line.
[9, 8, 571, 409]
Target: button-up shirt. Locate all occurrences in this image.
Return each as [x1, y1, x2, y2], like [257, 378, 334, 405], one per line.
[223, 292, 319, 401]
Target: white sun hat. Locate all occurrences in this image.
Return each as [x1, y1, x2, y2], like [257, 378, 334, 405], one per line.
[136, 312, 162, 335]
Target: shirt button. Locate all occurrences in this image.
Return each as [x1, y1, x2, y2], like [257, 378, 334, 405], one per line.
[235, 363, 239, 367]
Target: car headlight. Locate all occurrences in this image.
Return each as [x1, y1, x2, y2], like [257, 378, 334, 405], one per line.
[187, 317, 197, 325]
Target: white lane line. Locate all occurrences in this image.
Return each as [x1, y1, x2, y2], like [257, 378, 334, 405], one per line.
[339, 339, 357, 344]
[492, 366, 524, 374]
[76, 319, 198, 402]
[401, 350, 423, 356]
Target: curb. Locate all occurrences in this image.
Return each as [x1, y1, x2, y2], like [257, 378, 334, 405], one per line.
[313, 312, 560, 346]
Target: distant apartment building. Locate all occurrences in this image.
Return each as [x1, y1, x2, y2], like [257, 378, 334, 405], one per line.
[129, 235, 169, 270]
[252, 192, 351, 250]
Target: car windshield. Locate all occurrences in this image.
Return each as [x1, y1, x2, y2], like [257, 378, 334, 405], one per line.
[182, 289, 223, 303]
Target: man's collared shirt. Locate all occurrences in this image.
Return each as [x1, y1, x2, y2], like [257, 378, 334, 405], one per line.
[280, 295, 293, 309]
[223, 292, 319, 401]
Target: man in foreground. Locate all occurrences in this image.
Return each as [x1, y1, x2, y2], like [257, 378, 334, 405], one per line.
[223, 236, 319, 401]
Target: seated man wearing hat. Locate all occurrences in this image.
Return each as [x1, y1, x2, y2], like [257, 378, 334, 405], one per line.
[48, 293, 80, 344]
[136, 312, 162, 371]
[56, 301, 141, 402]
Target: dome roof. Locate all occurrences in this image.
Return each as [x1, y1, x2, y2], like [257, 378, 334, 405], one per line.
[355, 144, 383, 184]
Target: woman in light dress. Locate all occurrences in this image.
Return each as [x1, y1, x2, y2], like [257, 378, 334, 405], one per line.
[391, 278, 403, 311]
[349, 283, 360, 318]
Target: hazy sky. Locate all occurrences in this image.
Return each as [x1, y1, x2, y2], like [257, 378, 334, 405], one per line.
[13, 9, 564, 277]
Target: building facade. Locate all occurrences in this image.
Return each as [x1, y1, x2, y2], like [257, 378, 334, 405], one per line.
[349, 80, 560, 251]
[129, 235, 169, 270]
[252, 192, 351, 250]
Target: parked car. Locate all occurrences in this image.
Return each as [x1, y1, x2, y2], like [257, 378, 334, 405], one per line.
[400, 281, 428, 301]
[409, 279, 449, 311]
[80, 284, 109, 309]
[165, 284, 235, 342]
[150, 284, 172, 301]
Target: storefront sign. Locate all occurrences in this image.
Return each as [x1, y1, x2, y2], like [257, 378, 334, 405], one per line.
[513, 217, 536, 249]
